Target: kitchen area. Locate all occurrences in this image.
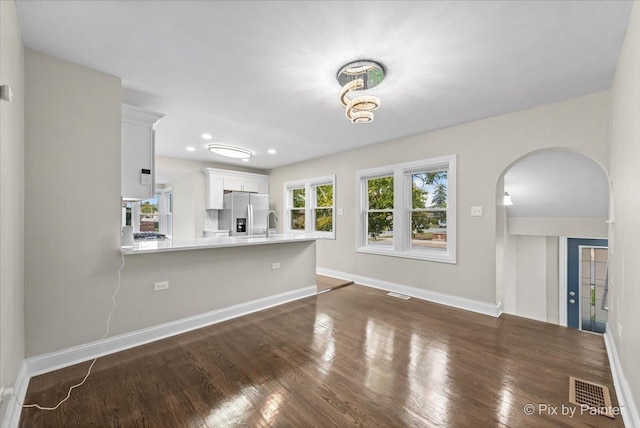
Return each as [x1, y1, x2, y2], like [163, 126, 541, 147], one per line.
[119, 103, 322, 245]
[116, 104, 321, 336]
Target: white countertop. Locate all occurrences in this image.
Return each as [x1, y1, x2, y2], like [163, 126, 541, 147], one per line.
[121, 233, 324, 255]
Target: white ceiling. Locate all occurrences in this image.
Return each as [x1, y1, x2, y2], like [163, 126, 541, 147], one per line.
[15, 1, 632, 170]
[504, 150, 609, 217]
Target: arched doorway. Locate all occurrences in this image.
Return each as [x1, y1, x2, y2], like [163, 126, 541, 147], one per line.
[495, 149, 610, 330]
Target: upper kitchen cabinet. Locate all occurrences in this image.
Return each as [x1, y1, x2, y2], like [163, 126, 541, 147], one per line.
[121, 104, 164, 201]
[203, 168, 269, 209]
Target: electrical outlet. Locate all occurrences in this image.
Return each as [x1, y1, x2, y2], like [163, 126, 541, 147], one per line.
[471, 206, 483, 217]
[272, 262, 281, 270]
[153, 281, 169, 291]
[337, 208, 344, 216]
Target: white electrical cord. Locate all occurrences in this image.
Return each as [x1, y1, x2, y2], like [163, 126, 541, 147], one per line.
[12, 251, 125, 411]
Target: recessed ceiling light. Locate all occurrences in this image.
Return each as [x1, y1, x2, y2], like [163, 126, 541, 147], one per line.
[208, 144, 252, 159]
[186, 146, 196, 152]
[201, 133, 212, 140]
[241, 158, 249, 162]
[268, 149, 277, 154]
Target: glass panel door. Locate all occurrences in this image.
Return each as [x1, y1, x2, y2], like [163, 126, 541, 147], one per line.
[580, 247, 608, 333]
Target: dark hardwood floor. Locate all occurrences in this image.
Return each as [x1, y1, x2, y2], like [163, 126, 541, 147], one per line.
[316, 274, 354, 293]
[21, 285, 623, 427]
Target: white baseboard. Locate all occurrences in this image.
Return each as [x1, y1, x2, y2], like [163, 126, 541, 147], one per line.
[604, 328, 640, 428]
[317, 267, 501, 317]
[495, 301, 504, 318]
[2, 363, 28, 428]
[25, 285, 317, 378]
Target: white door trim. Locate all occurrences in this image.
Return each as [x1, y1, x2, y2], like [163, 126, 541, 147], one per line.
[559, 236, 568, 326]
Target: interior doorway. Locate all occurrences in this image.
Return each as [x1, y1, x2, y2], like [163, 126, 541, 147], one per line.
[566, 238, 608, 333]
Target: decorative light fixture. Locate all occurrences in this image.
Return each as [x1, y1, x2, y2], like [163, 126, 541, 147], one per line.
[208, 144, 252, 159]
[337, 60, 385, 123]
[503, 192, 513, 206]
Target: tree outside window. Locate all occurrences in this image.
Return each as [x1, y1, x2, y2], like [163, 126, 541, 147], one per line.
[366, 176, 394, 245]
[290, 188, 305, 230]
[410, 171, 447, 249]
[315, 184, 333, 232]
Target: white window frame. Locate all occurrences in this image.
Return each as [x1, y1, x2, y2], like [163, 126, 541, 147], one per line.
[356, 155, 456, 263]
[158, 187, 173, 239]
[284, 175, 336, 239]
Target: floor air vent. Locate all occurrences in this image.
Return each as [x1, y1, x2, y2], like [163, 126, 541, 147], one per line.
[569, 377, 614, 419]
[387, 292, 411, 300]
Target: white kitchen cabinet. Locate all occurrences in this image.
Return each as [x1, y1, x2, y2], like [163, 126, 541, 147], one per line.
[204, 174, 224, 209]
[223, 177, 259, 193]
[203, 168, 270, 209]
[121, 104, 164, 201]
[223, 177, 243, 192]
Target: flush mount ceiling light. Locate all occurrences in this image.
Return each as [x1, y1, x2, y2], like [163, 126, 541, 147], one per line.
[201, 133, 212, 140]
[503, 192, 513, 206]
[337, 60, 384, 124]
[208, 144, 252, 159]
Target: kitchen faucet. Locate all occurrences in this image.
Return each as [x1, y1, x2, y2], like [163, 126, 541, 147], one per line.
[267, 210, 278, 238]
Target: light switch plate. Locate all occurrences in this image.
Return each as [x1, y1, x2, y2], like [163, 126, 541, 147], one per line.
[337, 208, 344, 216]
[153, 281, 169, 291]
[471, 206, 483, 217]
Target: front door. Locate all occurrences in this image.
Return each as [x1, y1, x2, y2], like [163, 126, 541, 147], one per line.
[567, 238, 608, 332]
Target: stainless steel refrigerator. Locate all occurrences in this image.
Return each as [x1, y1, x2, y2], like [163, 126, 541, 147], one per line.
[218, 192, 269, 236]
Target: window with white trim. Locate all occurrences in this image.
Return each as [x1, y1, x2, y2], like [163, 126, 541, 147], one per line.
[158, 188, 173, 238]
[357, 155, 456, 263]
[122, 188, 173, 238]
[284, 175, 336, 238]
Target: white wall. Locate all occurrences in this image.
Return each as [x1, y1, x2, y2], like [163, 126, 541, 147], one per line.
[514, 236, 548, 322]
[269, 92, 609, 305]
[508, 217, 608, 238]
[546, 236, 559, 324]
[0, 0, 25, 403]
[167, 173, 195, 239]
[608, 0, 640, 417]
[501, 235, 559, 324]
[24, 50, 122, 356]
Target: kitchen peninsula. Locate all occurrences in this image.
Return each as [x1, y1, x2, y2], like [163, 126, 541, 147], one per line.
[122, 233, 323, 254]
[113, 234, 321, 347]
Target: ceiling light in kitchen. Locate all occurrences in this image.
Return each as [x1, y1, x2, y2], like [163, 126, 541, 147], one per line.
[208, 144, 252, 159]
[268, 149, 277, 154]
[186, 146, 196, 152]
[337, 60, 384, 124]
[201, 133, 212, 140]
[241, 158, 249, 162]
